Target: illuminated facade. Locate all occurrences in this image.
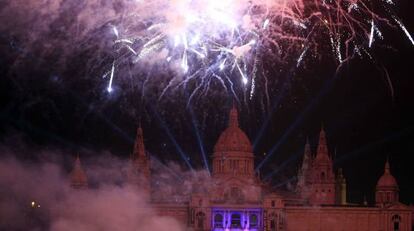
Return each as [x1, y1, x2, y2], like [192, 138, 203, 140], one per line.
[71, 106, 413, 231]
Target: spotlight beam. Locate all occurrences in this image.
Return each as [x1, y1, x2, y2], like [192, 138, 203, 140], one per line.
[334, 126, 414, 165]
[256, 73, 340, 172]
[272, 176, 297, 189]
[149, 105, 194, 171]
[189, 106, 210, 174]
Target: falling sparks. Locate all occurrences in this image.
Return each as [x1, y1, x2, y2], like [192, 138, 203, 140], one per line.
[263, 19, 270, 29]
[369, 20, 375, 48]
[97, 0, 413, 102]
[112, 26, 119, 38]
[107, 62, 115, 93]
[348, 3, 359, 12]
[297, 45, 309, 67]
[219, 59, 227, 71]
[384, 0, 394, 5]
[393, 16, 414, 46]
[236, 62, 248, 85]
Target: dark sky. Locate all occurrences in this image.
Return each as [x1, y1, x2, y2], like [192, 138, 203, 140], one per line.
[0, 0, 413, 205]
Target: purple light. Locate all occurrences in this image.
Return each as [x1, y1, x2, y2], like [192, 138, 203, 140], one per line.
[212, 208, 261, 231]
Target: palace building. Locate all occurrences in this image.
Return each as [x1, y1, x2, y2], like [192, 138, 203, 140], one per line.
[70, 105, 413, 231]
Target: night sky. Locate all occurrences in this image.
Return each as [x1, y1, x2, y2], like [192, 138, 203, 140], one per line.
[1, 0, 413, 205]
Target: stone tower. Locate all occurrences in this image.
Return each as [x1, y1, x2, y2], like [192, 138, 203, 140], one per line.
[335, 168, 347, 205]
[128, 126, 151, 197]
[296, 138, 312, 198]
[375, 159, 399, 206]
[70, 155, 88, 189]
[308, 126, 336, 205]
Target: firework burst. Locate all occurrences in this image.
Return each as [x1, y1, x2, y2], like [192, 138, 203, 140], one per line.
[102, 0, 412, 103]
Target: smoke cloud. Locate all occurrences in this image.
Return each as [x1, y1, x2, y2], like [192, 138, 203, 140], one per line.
[0, 0, 118, 72]
[0, 141, 190, 231]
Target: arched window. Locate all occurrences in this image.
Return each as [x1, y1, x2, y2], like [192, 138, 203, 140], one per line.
[250, 214, 258, 227]
[392, 214, 401, 231]
[321, 172, 326, 181]
[214, 214, 223, 228]
[231, 213, 241, 228]
[270, 213, 277, 231]
[196, 212, 205, 229]
[271, 200, 275, 207]
[270, 219, 276, 230]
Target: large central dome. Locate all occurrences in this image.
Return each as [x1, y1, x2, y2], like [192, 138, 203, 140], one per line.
[213, 105, 252, 153]
[212, 104, 255, 178]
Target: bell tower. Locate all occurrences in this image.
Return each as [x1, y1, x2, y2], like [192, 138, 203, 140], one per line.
[308, 126, 336, 205]
[296, 138, 312, 198]
[128, 125, 151, 196]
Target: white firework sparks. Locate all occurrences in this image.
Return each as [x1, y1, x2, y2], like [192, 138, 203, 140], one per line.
[101, 0, 413, 102]
[393, 16, 414, 46]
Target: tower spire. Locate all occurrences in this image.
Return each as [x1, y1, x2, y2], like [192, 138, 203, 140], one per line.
[305, 137, 311, 157]
[228, 102, 239, 127]
[128, 125, 151, 197]
[70, 154, 88, 189]
[384, 156, 390, 174]
[133, 125, 146, 159]
[316, 125, 330, 161]
[301, 138, 312, 172]
[297, 138, 312, 194]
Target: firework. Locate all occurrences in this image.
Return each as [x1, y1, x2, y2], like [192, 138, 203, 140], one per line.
[102, 0, 412, 102]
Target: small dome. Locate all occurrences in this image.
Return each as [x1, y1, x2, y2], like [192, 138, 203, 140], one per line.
[213, 105, 252, 153]
[377, 174, 398, 188]
[376, 160, 398, 189]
